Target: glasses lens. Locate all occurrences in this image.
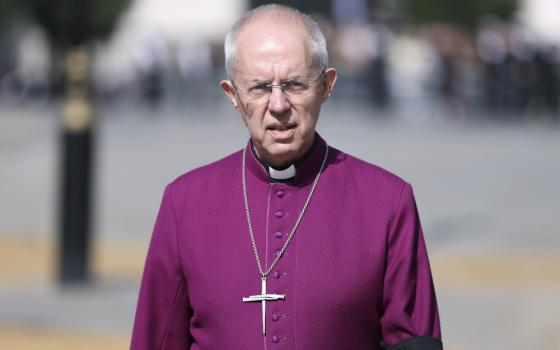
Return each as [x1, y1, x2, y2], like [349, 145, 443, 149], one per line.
[237, 71, 324, 101]
[247, 83, 272, 98]
[283, 81, 309, 94]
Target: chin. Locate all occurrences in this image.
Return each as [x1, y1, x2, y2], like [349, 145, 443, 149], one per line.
[264, 144, 298, 165]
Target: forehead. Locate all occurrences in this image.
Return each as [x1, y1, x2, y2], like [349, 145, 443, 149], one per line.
[235, 18, 312, 79]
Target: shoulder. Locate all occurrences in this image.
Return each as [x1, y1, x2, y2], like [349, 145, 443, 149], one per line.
[327, 147, 417, 222]
[328, 146, 408, 191]
[166, 149, 242, 196]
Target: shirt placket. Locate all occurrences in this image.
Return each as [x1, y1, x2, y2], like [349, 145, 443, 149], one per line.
[265, 183, 296, 348]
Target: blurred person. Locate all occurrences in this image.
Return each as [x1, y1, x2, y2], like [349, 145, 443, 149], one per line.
[366, 22, 392, 108]
[428, 25, 464, 115]
[504, 25, 539, 113]
[133, 32, 166, 108]
[0, 21, 51, 104]
[131, 4, 442, 350]
[332, 0, 392, 108]
[176, 39, 213, 104]
[534, 45, 560, 112]
[14, 24, 51, 103]
[476, 19, 509, 112]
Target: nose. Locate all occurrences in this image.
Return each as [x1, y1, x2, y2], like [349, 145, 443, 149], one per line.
[267, 85, 290, 115]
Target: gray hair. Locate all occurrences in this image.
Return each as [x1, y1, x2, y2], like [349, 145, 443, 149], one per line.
[224, 4, 329, 80]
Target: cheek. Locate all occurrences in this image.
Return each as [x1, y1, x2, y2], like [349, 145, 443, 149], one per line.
[243, 104, 267, 130]
[297, 103, 320, 126]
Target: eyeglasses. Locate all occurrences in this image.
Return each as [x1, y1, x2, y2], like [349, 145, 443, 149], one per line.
[233, 70, 325, 102]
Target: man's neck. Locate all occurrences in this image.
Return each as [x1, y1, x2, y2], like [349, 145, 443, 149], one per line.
[251, 137, 317, 181]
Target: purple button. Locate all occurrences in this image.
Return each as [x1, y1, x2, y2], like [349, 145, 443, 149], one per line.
[273, 249, 281, 257]
[272, 336, 280, 343]
[275, 190, 285, 198]
[274, 211, 283, 218]
[272, 271, 282, 279]
[272, 314, 280, 321]
[274, 231, 285, 239]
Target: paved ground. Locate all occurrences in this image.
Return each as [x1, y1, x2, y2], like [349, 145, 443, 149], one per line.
[1, 101, 559, 349]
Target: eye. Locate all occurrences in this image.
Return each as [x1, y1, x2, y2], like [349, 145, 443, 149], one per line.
[282, 81, 307, 93]
[248, 83, 271, 95]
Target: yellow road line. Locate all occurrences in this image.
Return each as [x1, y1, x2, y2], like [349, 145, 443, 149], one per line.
[0, 237, 146, 285]
[0, 326, 129, 350]
[1, 237, 559, 288]
[431, 252, 560, 288]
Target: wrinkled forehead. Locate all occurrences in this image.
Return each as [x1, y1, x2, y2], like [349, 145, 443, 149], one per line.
[235, 18, 313, 79]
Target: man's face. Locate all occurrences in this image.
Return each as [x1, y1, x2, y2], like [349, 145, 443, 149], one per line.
[221, 19, 336, 167]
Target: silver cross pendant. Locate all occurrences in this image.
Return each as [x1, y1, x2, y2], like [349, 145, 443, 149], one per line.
[242, 278, 285, 335]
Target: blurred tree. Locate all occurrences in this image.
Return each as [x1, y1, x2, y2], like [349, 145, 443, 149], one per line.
[251, 0, 332, 17]
[0, 3, 23, 25]
[399, 0, 518, 30]
[0, 0, 128, 43]
[26, 0, 129, 47]
[0, 3, 23, 76]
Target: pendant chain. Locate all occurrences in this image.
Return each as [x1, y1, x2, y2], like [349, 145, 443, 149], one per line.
[242, 143, 329, 279]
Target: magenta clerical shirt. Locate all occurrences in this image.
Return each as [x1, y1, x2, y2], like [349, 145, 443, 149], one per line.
[131, 134, 442, 349]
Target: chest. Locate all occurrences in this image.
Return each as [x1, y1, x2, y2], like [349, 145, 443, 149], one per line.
[178, 178, 389, 320]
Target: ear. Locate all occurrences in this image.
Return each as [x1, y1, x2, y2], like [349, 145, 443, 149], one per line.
[220, 79, 239, 110]
[319, 68, 337, 102]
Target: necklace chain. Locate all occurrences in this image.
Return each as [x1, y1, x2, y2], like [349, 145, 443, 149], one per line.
[242, 143, 329, 279]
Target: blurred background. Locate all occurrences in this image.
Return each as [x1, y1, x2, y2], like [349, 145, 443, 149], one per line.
[0, 0, 559, 349]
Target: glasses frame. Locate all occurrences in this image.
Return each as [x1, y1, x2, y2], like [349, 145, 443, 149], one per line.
[232, 69, 326, 102]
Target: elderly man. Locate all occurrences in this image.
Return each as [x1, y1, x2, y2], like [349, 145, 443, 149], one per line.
[131, 4, 442, 350]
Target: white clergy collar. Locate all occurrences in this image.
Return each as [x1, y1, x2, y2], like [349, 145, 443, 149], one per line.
[249, 134, 319, 183]
[268, 164, 296, 180]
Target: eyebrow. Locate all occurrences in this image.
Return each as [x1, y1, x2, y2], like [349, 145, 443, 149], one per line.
[250, 75, 307, 84]
[250, 79, 271, 84]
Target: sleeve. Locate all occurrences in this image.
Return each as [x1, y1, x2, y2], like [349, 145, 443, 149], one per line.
[131, 184, 191, 349]
[380, 182, 442, 350]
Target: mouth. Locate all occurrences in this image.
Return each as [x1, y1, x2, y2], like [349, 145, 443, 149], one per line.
[267, 123, 297, 131]
[267, 123, 297, 139]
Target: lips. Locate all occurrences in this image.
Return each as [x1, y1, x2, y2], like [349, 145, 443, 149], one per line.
[267, 123, 297, 139]
[267, 123, 296, 131]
